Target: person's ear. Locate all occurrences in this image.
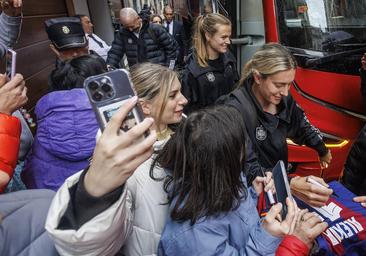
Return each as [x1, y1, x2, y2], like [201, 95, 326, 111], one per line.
[49, 44, 60, 58]
[139, 99, 152, 116]
[205, 32, 211, 42]
[252, 70, 262, 85]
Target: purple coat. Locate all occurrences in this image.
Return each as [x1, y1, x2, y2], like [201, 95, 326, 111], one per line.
[22, 89, 98, 190]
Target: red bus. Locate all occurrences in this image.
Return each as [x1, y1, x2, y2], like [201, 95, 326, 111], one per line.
[170, 0, 366, 181]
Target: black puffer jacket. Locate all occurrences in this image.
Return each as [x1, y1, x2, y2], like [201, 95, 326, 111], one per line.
[106, 22, 177, 68]
[342, 69, 366, 195]
[223, 75, 328, 183]
[181, 51, 239, 114]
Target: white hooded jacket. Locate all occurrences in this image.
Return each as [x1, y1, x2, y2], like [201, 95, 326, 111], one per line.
[45, 138, 169, 256]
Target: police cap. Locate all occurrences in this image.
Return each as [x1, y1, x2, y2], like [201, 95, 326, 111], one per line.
[45, 17, 87, 50]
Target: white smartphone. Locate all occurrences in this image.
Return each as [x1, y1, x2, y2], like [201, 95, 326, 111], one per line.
[5, 49, 16, 79]
[84, 69, 145, 132]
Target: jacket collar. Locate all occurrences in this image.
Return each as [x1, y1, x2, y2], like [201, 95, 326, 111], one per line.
[242, 75, 292, 132]
[187, 51, 236, 77]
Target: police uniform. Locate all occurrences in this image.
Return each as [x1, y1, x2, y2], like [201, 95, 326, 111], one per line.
[224, 75, 328, 184]
[44, 17, 88, 51]
[44, 17, 102, 88]
[181, 51, 239, 114]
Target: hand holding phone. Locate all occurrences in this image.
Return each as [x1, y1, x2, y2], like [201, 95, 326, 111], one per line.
[0, 73, 27, 115]
[272, 160, 293, 220]
[84, 96, 157, 197]
[262, 197, 299, 238]
[84, 69, 145, 132]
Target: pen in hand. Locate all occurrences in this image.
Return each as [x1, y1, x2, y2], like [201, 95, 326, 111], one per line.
[261, 170, 276, 205]
[307, 176, 339, 198]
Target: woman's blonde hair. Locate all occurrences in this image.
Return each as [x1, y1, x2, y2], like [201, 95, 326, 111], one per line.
[240, 43, 297, 84]
[130, 63, 178, 130]
[193, 13, 231, 67]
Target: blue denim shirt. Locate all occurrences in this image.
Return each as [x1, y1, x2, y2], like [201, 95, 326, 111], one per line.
[158, 183, 281, 255]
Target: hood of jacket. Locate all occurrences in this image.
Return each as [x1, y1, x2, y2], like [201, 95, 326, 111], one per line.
[34, 88, 98, 161]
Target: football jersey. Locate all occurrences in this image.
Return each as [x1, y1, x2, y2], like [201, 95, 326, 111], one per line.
[296, 181, 366, 256]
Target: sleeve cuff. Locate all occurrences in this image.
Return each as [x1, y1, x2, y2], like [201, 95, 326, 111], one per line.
[315, 142, 328, 158]
[58, 167, 125, 230]
[277, 235, 310, 255]
[76, 168, 124, 209]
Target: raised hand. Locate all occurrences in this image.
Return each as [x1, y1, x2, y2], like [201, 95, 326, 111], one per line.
[84, 96, 157, 197]
[0, 74, 27, 115]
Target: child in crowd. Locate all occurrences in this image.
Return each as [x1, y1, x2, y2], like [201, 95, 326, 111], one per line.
[157, 105, 294, 255]
[22, 54, 107, 190]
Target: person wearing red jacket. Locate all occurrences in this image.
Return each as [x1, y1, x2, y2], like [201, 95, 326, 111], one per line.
[0, 74, 27, 192]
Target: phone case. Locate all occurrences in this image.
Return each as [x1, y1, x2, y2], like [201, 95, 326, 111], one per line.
[84, 69, 144, 131]
[6, 49, 16, 79]
[272, 160, 293, 220]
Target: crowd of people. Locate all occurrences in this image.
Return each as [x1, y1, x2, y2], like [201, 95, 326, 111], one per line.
[1, 1, 366, 255]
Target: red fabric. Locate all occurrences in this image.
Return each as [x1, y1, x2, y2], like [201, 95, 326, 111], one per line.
[0, 113, 21, 192]
[257, 191, 266, 215]
[276, 235, 310, 256]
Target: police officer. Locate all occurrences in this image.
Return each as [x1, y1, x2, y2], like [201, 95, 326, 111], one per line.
[181, 13, 239, 114]
[45, 17, 89, 61]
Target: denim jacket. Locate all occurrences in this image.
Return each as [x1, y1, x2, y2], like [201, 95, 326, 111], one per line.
[158, 179, 281, 255]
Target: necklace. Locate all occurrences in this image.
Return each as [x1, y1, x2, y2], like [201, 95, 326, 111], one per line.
[156, 127, 173, 141]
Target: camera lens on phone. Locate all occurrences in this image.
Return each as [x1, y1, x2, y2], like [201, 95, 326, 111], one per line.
[92, 92, 103, 101]
[89, 81, 99, 90]
[101, 83, 112, 92]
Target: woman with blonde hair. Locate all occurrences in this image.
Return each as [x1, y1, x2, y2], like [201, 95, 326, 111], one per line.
[181, 13, 239, 113]
[46, 63, 187, 256]
[223, 43, 333, 208]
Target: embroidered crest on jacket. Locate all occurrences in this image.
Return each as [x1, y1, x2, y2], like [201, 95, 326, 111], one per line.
[256, 125, 267, 141]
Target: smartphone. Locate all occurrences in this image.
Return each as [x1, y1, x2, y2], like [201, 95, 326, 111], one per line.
[272, 160, 293, 220]
[168, 59, 175, 70]
[84, 69, 145, 132]
[5, 49, 16, 79]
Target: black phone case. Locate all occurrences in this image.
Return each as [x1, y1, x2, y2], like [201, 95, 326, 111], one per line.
[84, 69, 144, 131]
[272, 160, 293, 220]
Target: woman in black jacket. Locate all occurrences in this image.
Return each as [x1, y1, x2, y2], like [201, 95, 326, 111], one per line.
[342, 52, 366, 207]
[181, 13, 239, 114]
[224, 43, 333, 207]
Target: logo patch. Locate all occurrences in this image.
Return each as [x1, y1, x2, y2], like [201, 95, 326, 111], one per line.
[62, 26, 70, 34]
[206, 72, 215, 82]
[127, 38, 133, 44]
[255, 125, 267, 141]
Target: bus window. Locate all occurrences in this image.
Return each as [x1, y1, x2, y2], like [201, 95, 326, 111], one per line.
[276, 0, 366, 75]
